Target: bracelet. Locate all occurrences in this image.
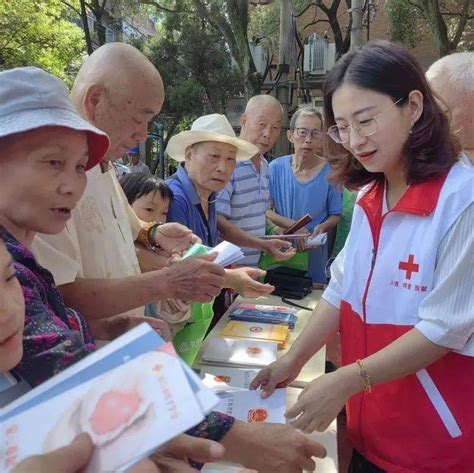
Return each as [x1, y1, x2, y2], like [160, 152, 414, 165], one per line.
[146, 223, 161, 246]
[356, 359, 372, 393]
[136, 221, 160, 247]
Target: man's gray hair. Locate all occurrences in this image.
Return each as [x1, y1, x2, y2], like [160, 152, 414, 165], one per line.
[289, 106, 323, 130]
[426, 52, 474, 94]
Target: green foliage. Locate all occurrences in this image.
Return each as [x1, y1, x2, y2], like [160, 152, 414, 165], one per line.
[386, 0, 423, 48]
[249, 1, 281, 41]
[0, 0, 85, 86]
[143, 1, 242, 130]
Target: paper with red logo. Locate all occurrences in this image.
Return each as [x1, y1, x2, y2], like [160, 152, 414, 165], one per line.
[201, 367, 260, 390]
[220, 321, 290, 349]
[201, 337, 278, 367]
[215, 389, 286, 424]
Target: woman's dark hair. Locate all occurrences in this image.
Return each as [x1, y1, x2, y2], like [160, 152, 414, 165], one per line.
[119, 172, 173, 205]
[323, 40, 460, 190]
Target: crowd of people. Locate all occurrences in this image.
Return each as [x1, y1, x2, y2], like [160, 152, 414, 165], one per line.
[0, 38, 472, 473]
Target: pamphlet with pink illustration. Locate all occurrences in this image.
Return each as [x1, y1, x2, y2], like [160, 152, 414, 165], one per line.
[0, 324, 219, 472]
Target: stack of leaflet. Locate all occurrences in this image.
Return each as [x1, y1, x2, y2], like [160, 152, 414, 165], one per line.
[200, 366, 260, 390]
[0, 324, 218, 473]
[305, 232, 328, 248]
[201, 337, 278, 368]
[182, 240, 244, 267]
[221, 320, 290, 349]
[200, 373, 287, 424]
[229, 303, 297, 329]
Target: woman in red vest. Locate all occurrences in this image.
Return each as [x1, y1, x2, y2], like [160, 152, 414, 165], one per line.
[251, 40, 474, 473]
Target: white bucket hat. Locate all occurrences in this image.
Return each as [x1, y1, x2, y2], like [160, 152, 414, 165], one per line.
[166, 113, 258, 162]
[0, 67, 109, 170]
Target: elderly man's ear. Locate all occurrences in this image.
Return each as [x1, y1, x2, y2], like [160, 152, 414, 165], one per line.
[82, 84, 105, 122]
[184, 145, 194, 164]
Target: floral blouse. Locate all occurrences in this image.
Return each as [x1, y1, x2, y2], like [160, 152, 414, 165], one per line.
[2, 228, 96, 388]
[2, 228, 234, 455]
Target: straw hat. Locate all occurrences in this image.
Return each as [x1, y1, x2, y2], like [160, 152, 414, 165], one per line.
[166, 114, 258, 162]
[0, 67, 109, 170]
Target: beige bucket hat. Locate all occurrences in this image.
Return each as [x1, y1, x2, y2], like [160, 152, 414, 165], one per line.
[166, 113, 258, 162]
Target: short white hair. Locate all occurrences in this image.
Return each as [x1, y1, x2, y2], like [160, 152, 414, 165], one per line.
[245, 94, 284, 116]
[426, 52, 474, 95]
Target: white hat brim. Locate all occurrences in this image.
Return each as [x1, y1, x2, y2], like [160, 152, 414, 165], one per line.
[166, 130, 259, 162]
[0, 107, 109, 170]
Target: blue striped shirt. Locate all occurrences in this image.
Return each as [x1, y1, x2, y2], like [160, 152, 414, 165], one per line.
[216, 157, 270, 266]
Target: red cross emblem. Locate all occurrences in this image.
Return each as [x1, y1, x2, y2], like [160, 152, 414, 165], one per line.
[398, 254, 420, 280]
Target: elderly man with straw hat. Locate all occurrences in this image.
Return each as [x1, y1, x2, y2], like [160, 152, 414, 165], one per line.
[166, 114, 275, 298]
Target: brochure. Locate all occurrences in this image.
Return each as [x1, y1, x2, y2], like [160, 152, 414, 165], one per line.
[0, 324, 219, 472]
[201, 338, 278, 368]
[305, 232, 328, 247]
[215, 389, 287, 424]
[200, 367, 260, 390]
[221, 321, 290, 349]
[229, 303, 297, 329]
[182, 241, 244, 267]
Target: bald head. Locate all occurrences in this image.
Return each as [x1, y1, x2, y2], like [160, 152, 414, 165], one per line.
[245, 94, 284, 117]
[427, 52, 474, 153]
[240, 95, 283, 155]
[72, 43, 164, 161]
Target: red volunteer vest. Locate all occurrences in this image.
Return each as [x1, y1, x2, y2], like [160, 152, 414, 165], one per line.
[340, 163, 474, 472]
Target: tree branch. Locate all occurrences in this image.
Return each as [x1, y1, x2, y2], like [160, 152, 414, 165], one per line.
[60, 0, 81, 16]
[450, 0, 471, 48]
[140, 0, 192, 14]
[303, 18, 331, 31]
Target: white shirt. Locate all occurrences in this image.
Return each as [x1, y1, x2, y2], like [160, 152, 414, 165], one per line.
[323, 202, 474, 356]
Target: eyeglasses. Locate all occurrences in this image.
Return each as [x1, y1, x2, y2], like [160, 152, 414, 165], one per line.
[327, 97, 404, 144]
[292, 127, 323, 140]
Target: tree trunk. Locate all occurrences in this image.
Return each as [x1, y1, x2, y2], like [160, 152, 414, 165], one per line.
[419, 0, 450, 56]
[79, 0, 94, 55]
[96, 22, 106, 46]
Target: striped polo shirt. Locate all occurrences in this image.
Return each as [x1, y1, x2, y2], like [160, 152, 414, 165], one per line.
[216, 156, 270, 266]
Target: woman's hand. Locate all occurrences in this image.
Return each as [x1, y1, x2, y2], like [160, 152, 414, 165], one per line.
[285, 367, 360, 433]
[249, 354, 302, 398]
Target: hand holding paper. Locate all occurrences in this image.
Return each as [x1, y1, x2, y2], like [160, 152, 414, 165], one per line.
[182, 241, 244, 267]
[305, 232, 328, 248]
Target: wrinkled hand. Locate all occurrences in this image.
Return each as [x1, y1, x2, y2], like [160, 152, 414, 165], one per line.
[153, 223, 200, 255]
[164, 253, 225, 302]
[13, 433, 94, 473]
[310, 224, 326, 238]
[158, 434, 225, 464]
[226, 267, 274, 298]
[89, 315, 172, 342]
[223, 422, 326, 473]
[263, 239, 296, 261]
[250, 354, 302, 398]
[285, 371, 350, 433]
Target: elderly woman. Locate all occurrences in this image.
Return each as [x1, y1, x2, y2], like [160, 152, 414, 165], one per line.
[0, 67, 326, 473]
[0, 67, 109, 386]
[267, 107, 342, 283]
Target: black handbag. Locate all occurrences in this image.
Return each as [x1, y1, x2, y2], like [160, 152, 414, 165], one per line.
[264, 266, 313, 300]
